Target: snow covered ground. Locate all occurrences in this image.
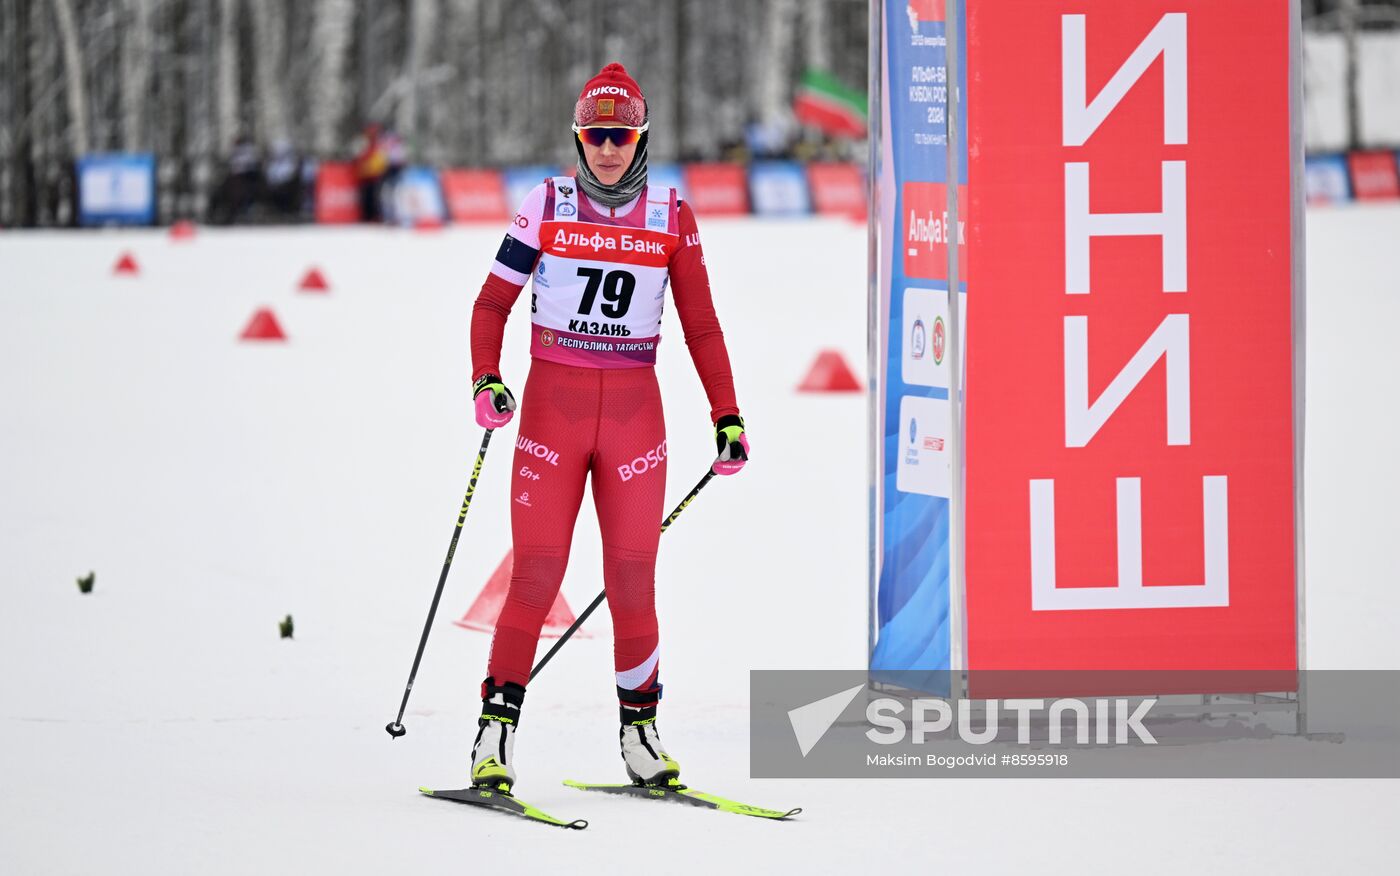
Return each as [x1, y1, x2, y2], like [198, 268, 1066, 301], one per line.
[1, 208, 1397, 873]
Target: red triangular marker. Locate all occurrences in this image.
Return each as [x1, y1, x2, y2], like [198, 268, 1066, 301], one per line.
[797, 349, 862, 392]
[240, 307, 287, 341]
[169, 220, 196, 241]
[298, 267, 329, 293]
[113, 252, 139, 276]
[454, 549, 588, 639]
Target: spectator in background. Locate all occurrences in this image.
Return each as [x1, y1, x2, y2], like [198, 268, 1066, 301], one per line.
[353, 122, 389, 222]
[228, 135, 262, 217]
[380, 126, 407, 224]
[264, 139, 303, 221]
[298, 157, 319, 221]
[208, 133, 263, 224]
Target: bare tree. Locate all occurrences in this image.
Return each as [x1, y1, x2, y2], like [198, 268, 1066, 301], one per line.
[804, 0, 831, 72]
[120, 0, 153, 151]
[2, 0, 30, 225]
[0, 0, 877, 224]
[310, 0, 354, 156]
[399, 0, 436, 157]
[51, 0, 89, 156]
[441, 0, 480, 165]
[215, 0, 240, 149]
[756, 0, 799, 136]
[249, 0, 288, 145]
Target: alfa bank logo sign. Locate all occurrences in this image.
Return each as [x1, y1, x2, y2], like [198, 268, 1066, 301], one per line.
[903, 182, 967, 282]
[964, 2, 1297, 672]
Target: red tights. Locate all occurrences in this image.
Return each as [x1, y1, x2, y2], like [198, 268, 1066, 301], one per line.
[485, 359, 667, 710]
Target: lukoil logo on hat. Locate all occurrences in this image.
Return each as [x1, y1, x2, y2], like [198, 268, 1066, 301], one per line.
[575, 62, 646, 127]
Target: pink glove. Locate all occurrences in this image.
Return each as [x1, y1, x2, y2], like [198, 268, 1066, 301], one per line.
[472, 373, 517, 429]
[712, 414, 749, 476]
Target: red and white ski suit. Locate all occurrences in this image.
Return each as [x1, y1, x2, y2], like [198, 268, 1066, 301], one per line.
[471, 178, 738, 710]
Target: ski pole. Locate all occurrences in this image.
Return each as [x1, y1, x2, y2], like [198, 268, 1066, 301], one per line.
[386, 429, 495, 739]
[528, 468, 716, 682]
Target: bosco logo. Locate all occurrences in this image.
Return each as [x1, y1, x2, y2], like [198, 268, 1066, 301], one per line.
[617, 440, 668, 482]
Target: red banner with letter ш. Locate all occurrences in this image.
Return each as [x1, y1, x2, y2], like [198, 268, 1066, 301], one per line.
[963, 0, 1298, 677]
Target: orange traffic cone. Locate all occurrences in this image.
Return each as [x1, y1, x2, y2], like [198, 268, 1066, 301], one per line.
[798, 349, 862, 392]
[454, 550, 589, 639]
[239, 307, 287, 341]
[112, 251, 139, 276]
[298, 267, 329, 293]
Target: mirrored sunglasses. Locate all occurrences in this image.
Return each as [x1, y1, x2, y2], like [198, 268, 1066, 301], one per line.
[573, 124, 648, 148]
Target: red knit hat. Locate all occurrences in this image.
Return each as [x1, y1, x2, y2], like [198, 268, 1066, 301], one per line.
[574, 62, 647, 127]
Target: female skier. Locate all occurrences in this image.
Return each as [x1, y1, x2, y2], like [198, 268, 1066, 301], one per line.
[467, 63, 748, 791]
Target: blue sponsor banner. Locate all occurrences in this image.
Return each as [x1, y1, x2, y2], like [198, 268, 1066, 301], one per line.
[871, 0, 967, 680]
[646, 162, 688, 201]
[393, 166, 447, 224]
[748, 161, 811, 216]
[77, 153, 156, 226]
[502, 164, 559, 211]
[1304, 154, 1351, 204]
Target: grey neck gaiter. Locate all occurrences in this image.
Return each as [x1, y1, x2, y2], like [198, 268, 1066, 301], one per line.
[575, 131, 649, 209]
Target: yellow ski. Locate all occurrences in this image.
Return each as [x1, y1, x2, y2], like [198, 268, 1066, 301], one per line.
[563, 779, 801, 820]
[420, 786, 588, 829]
